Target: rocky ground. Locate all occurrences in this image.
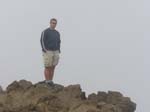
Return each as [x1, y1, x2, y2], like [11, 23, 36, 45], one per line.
[0, 80, 136, 112]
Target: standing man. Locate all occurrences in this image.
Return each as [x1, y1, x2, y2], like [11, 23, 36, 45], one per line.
[40, 18, 61, 86]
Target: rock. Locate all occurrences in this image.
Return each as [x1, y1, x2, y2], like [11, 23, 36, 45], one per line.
[97, 101, 106, 109]
[88, 93, 98, 102]
[100, 104, 118, 112]
[0, 79, 136, 112]
[88, 91, 107, 103]
[97, 91, 107, 101]
[6, 80, 32, 92]
[64, 84, 82, 98]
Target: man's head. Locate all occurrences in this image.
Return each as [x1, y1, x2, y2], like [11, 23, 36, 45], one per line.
[50, 18, 57, 30]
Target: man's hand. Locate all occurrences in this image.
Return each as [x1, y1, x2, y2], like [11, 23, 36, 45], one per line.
[42, 49, 47, 53]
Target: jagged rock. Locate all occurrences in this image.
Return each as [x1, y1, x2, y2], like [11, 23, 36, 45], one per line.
[88, 91, 108, 103]
[6, 79, 32, 92]
[0, 79, 136, 112]
[88, 93, 98, 102]
[97, 91, 107, 101]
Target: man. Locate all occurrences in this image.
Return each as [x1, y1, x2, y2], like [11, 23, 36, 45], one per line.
[40, 18, 61, 86]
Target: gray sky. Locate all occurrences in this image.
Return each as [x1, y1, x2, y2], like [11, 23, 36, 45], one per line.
[0, 0, 149, 112]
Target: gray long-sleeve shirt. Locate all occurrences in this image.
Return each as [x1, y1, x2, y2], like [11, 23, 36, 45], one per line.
[40, 27, 61, 53]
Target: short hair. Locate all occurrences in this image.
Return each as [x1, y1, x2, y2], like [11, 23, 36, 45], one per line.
[50, 18, 57, 23]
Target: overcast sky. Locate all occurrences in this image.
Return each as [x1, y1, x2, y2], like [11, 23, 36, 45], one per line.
[0, 0, 149, 112]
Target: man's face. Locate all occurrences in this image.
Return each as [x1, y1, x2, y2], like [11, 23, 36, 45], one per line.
[50, 20, 57, 29]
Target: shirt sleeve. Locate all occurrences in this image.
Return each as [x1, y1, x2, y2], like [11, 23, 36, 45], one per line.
[40, 30, 47, 52]
[58, 32, 61, 53]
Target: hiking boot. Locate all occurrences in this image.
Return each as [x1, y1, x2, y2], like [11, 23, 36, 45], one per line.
[38, 80, 46, 84]
[46, 81, 55, 87]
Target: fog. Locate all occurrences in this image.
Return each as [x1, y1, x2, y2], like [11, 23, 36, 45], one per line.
[0, 0, 149, 112]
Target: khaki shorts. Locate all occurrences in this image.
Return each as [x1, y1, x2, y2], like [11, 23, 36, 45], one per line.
[42, 50, 60, 67]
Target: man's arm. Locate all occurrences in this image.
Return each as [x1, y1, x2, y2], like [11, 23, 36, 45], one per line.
[58, 32, 61, 53]
[40, 30, 47, 52]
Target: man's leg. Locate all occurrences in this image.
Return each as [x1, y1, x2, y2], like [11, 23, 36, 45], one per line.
[51, 66, 56, 79]
[43, 51, 54, 81]
[43, 50, 58, 84]
[44, 67, 53, 80]
[44, 66, 54, 85]
[44, 66, 55, 81]
[51, 50, 59, 78]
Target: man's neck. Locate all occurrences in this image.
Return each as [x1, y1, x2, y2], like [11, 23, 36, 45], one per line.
[49, 27, 55, 30]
